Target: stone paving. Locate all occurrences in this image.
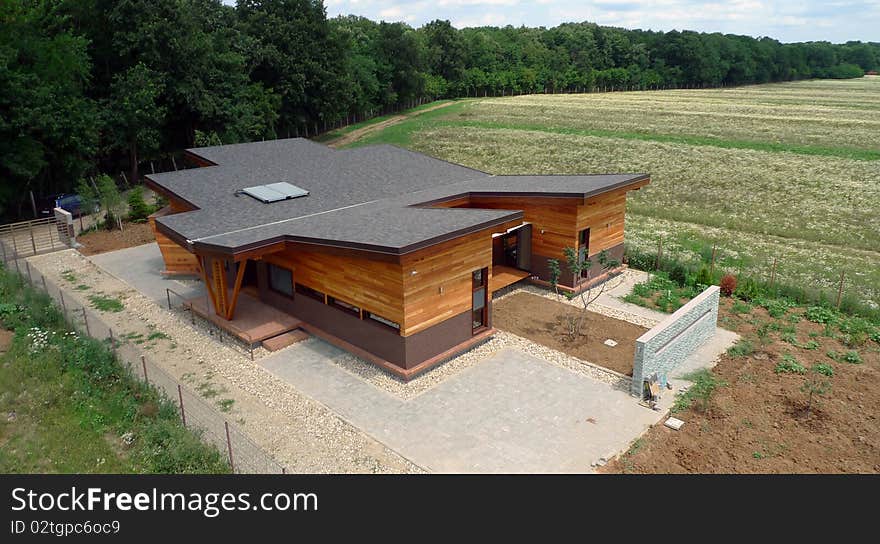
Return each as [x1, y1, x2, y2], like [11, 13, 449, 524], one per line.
[260, 343, 673, 473]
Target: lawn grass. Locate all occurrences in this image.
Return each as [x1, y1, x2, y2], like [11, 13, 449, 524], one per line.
[315, 99, 456, 143]
[0, 266, 229, 474]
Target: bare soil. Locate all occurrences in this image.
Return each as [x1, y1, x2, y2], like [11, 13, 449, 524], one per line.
[325, 101, 455, 148]
[493, 291, 647, 376]
[0, 329, 13, 353]
[77, 222, 155, 256]
[601, 298, 880, 473]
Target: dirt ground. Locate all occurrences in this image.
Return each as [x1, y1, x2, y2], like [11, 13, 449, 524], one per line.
[76, 222, 155, 256]
[602, 298, 880, 473]
[325, 101, 455, 148]
[0, 329, 12, 353]
[493, 291, 647, 376]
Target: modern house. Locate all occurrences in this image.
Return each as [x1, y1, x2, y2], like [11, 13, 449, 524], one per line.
[145, 138, 649, 379]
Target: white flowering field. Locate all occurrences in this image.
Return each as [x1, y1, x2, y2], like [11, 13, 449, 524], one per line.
[365, 77, 880, 307]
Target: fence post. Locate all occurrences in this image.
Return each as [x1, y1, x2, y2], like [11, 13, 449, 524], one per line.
[41, 274, 47, 292]
[166, 288, 172, 310]
[769, 257, 778, 288]
[141, 355, 149, 385]
[225, 421, 235, 473]
[29, 222, 36, 254]
[655, 235, 663, 270]
[109, 327, 115, 352]
[60, 291, 66, 315]
[25, 261, 32, 284]
[82, 307, 90, 336]
[709, 243, 717, 278]
[1, 242, 6, 264]
[177, 384, 187, 428]
[836, 271, 845, 309]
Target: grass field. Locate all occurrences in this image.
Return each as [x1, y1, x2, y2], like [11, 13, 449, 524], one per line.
[350, 77, 880, 308]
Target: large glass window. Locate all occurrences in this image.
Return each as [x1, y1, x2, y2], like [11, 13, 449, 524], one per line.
[365, 311, 400, 331]
[328, 296, 361, 317]
[268, 264, 293, 297]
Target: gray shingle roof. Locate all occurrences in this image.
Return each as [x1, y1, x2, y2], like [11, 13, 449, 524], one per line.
[146, 138, 647, 255]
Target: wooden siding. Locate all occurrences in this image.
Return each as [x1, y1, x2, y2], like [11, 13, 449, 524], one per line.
[148, 207, 200, 275]
[436, 195, 580, 260]
[263, 245, 406, 329]
[401, 226, 508, 336]
[576, 187, 629, 256]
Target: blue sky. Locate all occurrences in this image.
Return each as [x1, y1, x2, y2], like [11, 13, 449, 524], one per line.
[314, 0, 880, 42]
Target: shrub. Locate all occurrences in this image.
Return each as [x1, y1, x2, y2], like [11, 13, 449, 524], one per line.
[813, 363, 834, 377]
[669, 263, 688, 287]
[775, 354, 806, 374]
[127, 186, 153, 222]
[695, 265, 712, 287]
[734, 277, 761, 302]
[719, 274, 737, 297]
[843, 350, 863, 364]
[805, 306, 837, 324]
[731, 300, 751, 315]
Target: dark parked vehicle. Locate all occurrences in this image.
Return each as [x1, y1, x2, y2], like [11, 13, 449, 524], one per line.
[38, 193, 96, 218]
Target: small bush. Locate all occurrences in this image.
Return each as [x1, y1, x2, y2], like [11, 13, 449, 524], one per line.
[805, 306, 837, 324]
[734, 277, 762, 302]
[719, 274, 737, 297]
[775, 354, 806, 374]
[843, 350, 863, 364]
[813, 363, 834, 377]
[695, 265, 712, 287]
[127, 187, 151, 222]
[669, 263, 688, 287]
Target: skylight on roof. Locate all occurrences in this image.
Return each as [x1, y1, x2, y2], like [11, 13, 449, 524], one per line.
[241, 182, 309, 203]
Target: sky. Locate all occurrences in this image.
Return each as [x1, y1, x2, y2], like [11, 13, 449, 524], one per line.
[314, 0, 880, 43]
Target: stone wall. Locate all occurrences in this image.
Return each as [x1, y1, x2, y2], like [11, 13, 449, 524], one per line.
[631, 286, 720, 397]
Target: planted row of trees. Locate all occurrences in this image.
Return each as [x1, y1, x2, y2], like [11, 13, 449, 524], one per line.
[2, 0, 878, 219]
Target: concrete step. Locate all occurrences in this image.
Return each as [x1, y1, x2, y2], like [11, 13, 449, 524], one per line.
[262, 329, 310, 352]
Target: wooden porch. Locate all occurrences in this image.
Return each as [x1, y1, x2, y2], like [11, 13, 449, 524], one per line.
[188, 289, 303, 345]
[490, 265, 530, 292]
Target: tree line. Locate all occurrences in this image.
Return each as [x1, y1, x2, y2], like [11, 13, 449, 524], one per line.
[2, 0, 878, 219]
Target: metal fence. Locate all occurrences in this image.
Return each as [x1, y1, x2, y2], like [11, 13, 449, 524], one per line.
[0, 241, 287, 474]
[0, 216, 65, 258]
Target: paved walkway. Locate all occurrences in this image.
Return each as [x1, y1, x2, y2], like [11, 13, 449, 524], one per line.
[88, 242, 205, 305]
[596, 269, 669, 324]
[260, 343, 672, 473]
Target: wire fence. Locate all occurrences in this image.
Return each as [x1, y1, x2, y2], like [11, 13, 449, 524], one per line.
[0, 241, 287, 474]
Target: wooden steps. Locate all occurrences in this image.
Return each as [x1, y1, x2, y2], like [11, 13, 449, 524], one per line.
[262, 329, 310, 352]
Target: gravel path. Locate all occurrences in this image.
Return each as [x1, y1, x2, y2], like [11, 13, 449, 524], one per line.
[27, 249, 421, 474]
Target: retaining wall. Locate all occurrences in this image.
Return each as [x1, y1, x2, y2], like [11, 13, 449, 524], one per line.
[631, 286, 720, 397]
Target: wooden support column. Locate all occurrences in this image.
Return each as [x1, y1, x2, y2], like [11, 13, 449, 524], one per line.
[211, 258, 229, 317]
[198, 256, 220, 317]
[225, 260, 247, 320]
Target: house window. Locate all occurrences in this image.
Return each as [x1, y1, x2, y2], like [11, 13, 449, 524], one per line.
[268, 264, 293, 297]
[295, 283, 325, 303]
[328, 296, 361, 317]
[365, 311, 400, 331]
[578, 227, 591, 279]
[472, 268, 487, 332]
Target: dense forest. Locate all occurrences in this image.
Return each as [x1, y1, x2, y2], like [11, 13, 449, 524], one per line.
[2, 0, 878, 219]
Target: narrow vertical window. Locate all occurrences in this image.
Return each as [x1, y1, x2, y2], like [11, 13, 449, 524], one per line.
[472, 268, 488, 332]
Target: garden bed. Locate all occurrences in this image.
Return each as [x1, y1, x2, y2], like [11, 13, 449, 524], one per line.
[492, 291, 647, 376]
[76, 221, 155, 256]
[601, 297, 880, 473]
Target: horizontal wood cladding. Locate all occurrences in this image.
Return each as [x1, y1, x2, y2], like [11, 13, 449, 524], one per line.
[576, 186, 635, 257]
[440, 195, 580, 260]
[148, 208, 200, 275]
[401, 226, 503, 336]
[263, 245, 406, 328]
